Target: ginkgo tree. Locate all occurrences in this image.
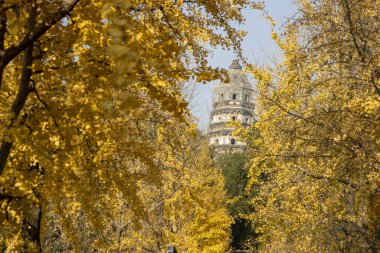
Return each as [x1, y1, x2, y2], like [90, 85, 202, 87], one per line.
[38, 105, 233, 252]
[0, 0, 259, 251]
[240, 0, 380, 252]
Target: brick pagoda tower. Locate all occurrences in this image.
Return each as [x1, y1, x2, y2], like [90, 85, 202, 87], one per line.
[208, 59, 255, 155]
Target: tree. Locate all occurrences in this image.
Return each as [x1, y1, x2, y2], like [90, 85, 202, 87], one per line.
[243, 0, 380, 252]
[216, 153, 257, 250]
[38, 123, 233, 252]
[0, 0, 258, 251]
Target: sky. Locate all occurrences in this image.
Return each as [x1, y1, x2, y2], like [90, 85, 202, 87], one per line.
[189, 0, 296, 132]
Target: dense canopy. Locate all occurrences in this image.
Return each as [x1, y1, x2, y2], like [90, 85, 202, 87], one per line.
[240, 0, 380, 251]
[0, 0, 257, 251]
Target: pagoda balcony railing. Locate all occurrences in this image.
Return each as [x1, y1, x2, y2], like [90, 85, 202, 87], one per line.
[209, 122, 250, 128]
[212, 143, 246, 148]
[211, 107, 254, 116]
[212, 100, 254, 108]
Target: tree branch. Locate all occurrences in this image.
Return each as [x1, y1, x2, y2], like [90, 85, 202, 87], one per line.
[304, 172, 358, 189]
[0, 192, 23, 201]
[0, 3, 7, 51]
[0, 0, 80, 88]
[0, 4, 37, 175]
[340, 0, 380, 96]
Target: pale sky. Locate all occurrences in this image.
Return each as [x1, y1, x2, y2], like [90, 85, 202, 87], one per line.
[189, 0, 296, 132]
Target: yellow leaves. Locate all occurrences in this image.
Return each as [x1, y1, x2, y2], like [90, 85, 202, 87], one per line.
[152, 79, 168, 88]
[107, 44, 138, 74]
[49, 135, 62, 148]
[118, 91, 141, 112]
[77, 20, 93, 29]
[113, 0, 133, 9]
[156, 126, 165, 145]
[347, 95, 380, 116]
[107, 45, 129, 58]
[265, 14, 276, 27]
[135, 32, 143, 42]
[5, 10, 20, 35]
[0, 0, 253, 251]
[101, 3, 114, 18]
[242, 0, 380, 251]
[271, 31, 279, 42]
[108, 27, 124, 38]
[70, 201, 82, 212]
[196, 71, 214, 83]
[367, 171, 380, 190]
[90, 103, 100, 112]
[188, 123, 198, 137]
[251, 2, 265, 10]
[196, 68, 223, 83]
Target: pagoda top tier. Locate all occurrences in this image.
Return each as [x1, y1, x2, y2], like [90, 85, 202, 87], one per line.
[229, 59, 242, 70]
[213, 59, 251, 91]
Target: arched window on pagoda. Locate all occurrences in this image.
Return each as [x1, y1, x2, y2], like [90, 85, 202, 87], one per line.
[231, 138, 236, 145]
[232, 94, 237, 100]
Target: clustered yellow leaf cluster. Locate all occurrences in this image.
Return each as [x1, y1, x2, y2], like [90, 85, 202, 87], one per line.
[238, 0, 380, 252]
[0, 0, 256, 251]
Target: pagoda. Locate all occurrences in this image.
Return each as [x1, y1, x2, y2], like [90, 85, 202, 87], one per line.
[208, 59, 255, 154]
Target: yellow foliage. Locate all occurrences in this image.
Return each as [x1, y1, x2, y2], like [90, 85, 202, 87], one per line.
[240, 0, 380, 252]
[0, 0, 253, 251]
